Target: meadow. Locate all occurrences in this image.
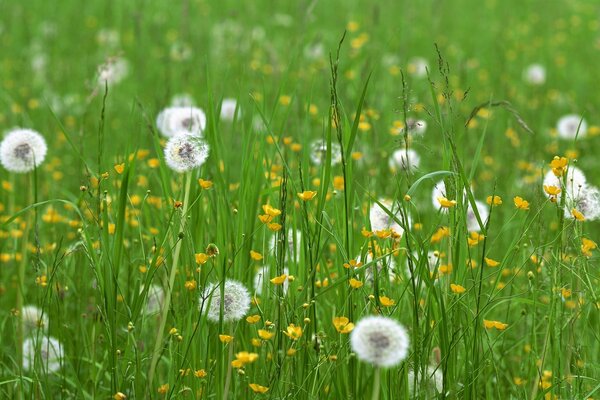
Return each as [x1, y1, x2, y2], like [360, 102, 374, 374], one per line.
[1, 0, 599, 398]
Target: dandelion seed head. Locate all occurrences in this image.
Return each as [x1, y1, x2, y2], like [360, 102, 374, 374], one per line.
[466, 200, 489, 232]
[389, 148, 420, 172]
[22, 305, 49, 334]
[350, 316, 409, 368]
[253, 266, 290, 296]
[156, 106, 207, 137]
[22, 336, 64, 373]
[97, 56, 129, 86]
[309, 139, 342, 166]
[556, 114, 587, 140]
[523, 64, 546, 85]
[203, 279, 251, 323]
[220, 98, 240, 121]
[369, 199, 406, 236]
[0, 128, 47, 173]
[565, 185, 600, 221]
[170, 93, 196, 107]
[164, 134, 209, 173]
[543, 167, 587, 200]
[143, 284, 165, 316]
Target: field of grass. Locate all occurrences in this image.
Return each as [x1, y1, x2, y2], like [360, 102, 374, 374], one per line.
[1, 0, 600, 398]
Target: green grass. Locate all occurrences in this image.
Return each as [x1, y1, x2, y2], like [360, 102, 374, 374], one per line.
[1, 0, 600, 398]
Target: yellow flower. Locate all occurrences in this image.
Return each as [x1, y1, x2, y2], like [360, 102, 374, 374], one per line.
[332, 317, 355, 334]
[249, 383, 269, 394]
[258, 329, 274, 340]
[113, 393, 127, 400]
[544, 185, 561, 196]
[349, 278, 363, 288]
[157, 384, 169, 394]
[262, 204, 281, 217]
[194, 369, 207, 378]
[450, 283, 466, 294]
[198, 179, 213, 189]
[258, 214, 273, 224]
[514, 196, 530, 210]
[219, 334, 233, 343]
[114, 163, 125, 174]
[571, 208, 585, 221]
[581, 237, 597, 257]
[486, 195, 502, 206]
[361, 228, 373, 238]
[270, 274, 287, 285]
[267, 222, 282, 231]
[437, 197, 457, 208]
[379, 296, 395, 307]
[195, 253, 209, 264]
[485, 257, 500, 267]
[232, 351, 259, 368]
[297, 191, 317, 201]
[250, 250, 263, 261]
[283, 324, 302, 340]
[550, 156, 568, 177]
[343, 259, 363, 269]
[483, 319, 508, 330]
[246, 315, 261, 324]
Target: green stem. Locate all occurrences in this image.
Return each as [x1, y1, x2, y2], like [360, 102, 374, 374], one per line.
[371, 367, 381, 400]
[148, 172, 192, 388]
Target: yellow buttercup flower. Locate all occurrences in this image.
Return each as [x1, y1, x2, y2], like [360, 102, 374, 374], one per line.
[297, 191, 317, 201]
[513, 196, 530, 210]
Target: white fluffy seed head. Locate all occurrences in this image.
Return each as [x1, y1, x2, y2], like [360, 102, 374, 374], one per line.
[350, 316, 410, 368]
[22, 305, 49, 334]
[253, 266, 290, 296]
[407, 366, 444, 396]
[269, 228, 302, 262]
[369, 199, 406, 236]
[523, 64, 546, 85]
[164, 134, 209, 173]
[0, 128, 47, 173]
[389, 149, 420, 172]
[156, 106, 207, 137]
[22, 336, 64, 373]
[556, 114, 587, 140]
[220, 98, 240, 121]
[408, 57, 429, 78]
[202, 279, 251, 323]
[97, 56, 129, 86]
[565, 185, 600, 221]
[309, 139, 342, 166]
[170, 93, 196, 107]
[466, 200, 489, 232]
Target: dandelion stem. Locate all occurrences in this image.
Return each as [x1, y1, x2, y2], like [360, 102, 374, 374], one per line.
[371, 367, 381, 400]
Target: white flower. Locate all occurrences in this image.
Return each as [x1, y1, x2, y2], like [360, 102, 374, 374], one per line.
[0, 128, 47, 173]
[466, 200, 489, 232]
[164, 134, 209, 173]
[523, 64, 546, 85]
[202, 279, 251, 323]
[565, 185, 600, 221]
[406, 118, 427, 136]
[350, 316, 410, 368]
[309, 139, 342, 166]
[408, 57, 429, 78]
[543, 167, 587, 200]
[97, 56, 129, 86]
[389, 148, 420, 172]
[22, 305, 49, 334]
[369, 199, 407, 236]
[22, 336, 64, 373]
[556, 114, 587, 140]
[253, 266, 290, 295]
[406, 251, 441, 284]
[143, 284, 165, 316]
[269, 229, 302, 262]
[170, 93, 196, 107]
[220, 98, 240, 121]
[156, 106, 207, 137]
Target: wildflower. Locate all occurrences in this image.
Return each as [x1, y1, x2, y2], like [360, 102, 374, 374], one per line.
[485, 257, 500, 267]
[543, 166, 586, 197]
[571, 208, 585, 221]
[21, 305, 48, 334]
[350, 316, 410, 367]
[486, 195, 502, 206]
[219, 334, 233, 343]
[220, 98, 240, 121]
[254, 266, 289, 296]
[543, 185, 561, 197]
[466, 200, 489, 232]
[550, 156, 568, 177]
[405, 118, 427, 136]
[232, 351, 258, 368]
[407, 57, 429, 78]
[157, 384, 169, 394]
[202, 279, 251, 323]
[379, 296, 395, 307]
[164, 134, 209, 173]
[450, 284, 466, 294]
[523, 64, 546, 85]
[195, 253, 209, 264]
[114, 163, 125, 174]
[565, 186, 600, 221]
[97, 56, 129, 86]
[369, 199, 406, 237]
[262, 204, 281, 217]
[0, 128, 48, 173]
[349, 278, 363, 288]
[309, 139, 342, 166]
[333, 317, 355, 334]
[343, 259, 363, 269]
[194, 369, 207, 378]
[22, 336, 64, 372]
[297, 191, 317, 201]
[156, 106, 207, 137]
[246, 315, 261, 324]
[198, 179, 213, 189]
[248, 383, 269, 393]
[283, 323, 302, 340]
[270, 274, 287, 285]
[388, 149, 421, 172]
[483, 319, 508, 330]
[581, 238, 597, 257]
[113, 392, 127, 400]
[258, 329, 274, 340]
[437, 197, 457, 208]
[556, 114, 587, 140]
[514, 196, 530, 210]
